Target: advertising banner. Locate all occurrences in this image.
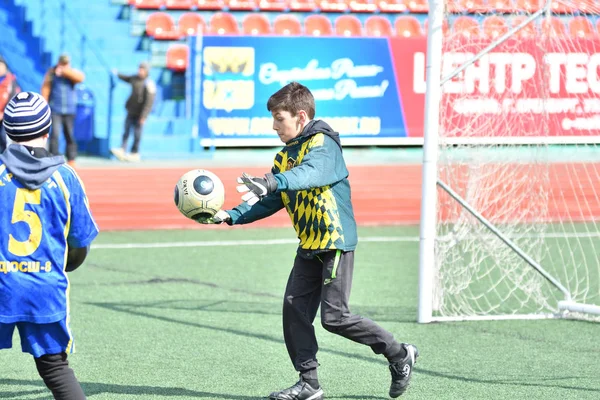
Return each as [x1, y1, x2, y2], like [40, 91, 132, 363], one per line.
[195, 36, 600, 146]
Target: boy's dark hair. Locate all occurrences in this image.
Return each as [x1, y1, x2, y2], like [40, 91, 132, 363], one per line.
[267, 82, 315, 119]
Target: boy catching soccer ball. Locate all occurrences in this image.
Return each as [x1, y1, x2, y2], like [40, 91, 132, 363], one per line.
[198, 82, 418, 399]
[0, 92, 99, 400]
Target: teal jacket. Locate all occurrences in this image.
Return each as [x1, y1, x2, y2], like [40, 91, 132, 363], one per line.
[227, 120, 358, 257]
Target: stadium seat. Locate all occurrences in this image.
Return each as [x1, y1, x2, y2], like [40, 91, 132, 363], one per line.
[512, 16, 537, 38]
[514, 0, 540, 12]
[242, 13, 272, 35]
[466, 0, 494, 12]
[145, 12, 181, 40]
[541, 17, 566, 37]
[483, 16, 508, 38]
[304, 14, 333, 36]
[209, 12, 240, 34]
[377, 0, 409, 12]
[569, 16, 595, 38]
[289, 0, 318, 11]
[365, 15, 394, 36]
[489, 0, 516, 12]
[395, 16, 423, 37]
[424, 18, 449, 35]
[131, 0, 164, 9]
[550, 0, 575, 13]
[258, 0, 288, 11]
[349, 0, 378, 12]
[335, 15, 363, 36]
[178, 12, 206, 36]
[226, 0, 257, 11]
[195, 0, 226, 10]
[318, 0, 349, 12]
[577, 0, 598, 13]
[274, 15, 302, 35]
[453, 16, 481, 38]
[166, 44, 189, 72]
[164, 0, 194, 8]
[407, 0, 428, 12]
[447, 0, 467, 13]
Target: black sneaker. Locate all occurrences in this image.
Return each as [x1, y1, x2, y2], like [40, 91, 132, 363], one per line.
[268, 378, 324, 400]
[388, 343, 419, 398]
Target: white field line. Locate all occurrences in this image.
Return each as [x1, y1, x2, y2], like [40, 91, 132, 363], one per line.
[91, 231, 600, 250]
[91, 236, 419, 250]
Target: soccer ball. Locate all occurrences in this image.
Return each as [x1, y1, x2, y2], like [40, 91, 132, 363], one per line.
[174, 169, 225, 220]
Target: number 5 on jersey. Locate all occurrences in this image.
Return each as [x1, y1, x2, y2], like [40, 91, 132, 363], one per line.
[8, 188, 42, 257]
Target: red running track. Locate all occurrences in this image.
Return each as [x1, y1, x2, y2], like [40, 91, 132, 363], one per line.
[77, 163, 599, 231]
[77, 165, 422, 231]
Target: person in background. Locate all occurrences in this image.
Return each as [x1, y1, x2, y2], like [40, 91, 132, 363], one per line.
[0, 57, 21, 153]
[110, 62, 156, 163]
[41, 53, 85, 167]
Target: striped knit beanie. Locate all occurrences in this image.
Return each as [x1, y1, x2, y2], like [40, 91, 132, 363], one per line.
[2, 91, 52, 142]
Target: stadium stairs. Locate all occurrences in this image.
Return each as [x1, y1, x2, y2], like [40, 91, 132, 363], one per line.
[0, 0, 197, 158]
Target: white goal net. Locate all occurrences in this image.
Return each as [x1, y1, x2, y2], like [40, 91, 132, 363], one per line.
[420, 0, 600, 321]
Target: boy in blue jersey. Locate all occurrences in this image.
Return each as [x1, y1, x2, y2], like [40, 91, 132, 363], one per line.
[0, 92, 99, 400]
[199, 82, 418, 399]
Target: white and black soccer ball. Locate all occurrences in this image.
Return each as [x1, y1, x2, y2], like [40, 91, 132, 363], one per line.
[174, 169, 225, 220]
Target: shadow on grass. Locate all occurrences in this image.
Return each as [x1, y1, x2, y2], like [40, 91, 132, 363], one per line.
[0, 378, 263, 399]
[86, 301, 600, 394]
[84, 298, 416, 324]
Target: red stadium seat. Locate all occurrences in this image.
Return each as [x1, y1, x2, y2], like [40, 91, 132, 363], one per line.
[289, 0, 318, 11]
[577, 0, 599, 13]
[466, 0, 494, 12]
[242, 14, 272, 35]
[512, 16, 537, 38]
[146, 12, 181, 40]
[318, 0, 349, 12]
[131, 0, 164, 9]
[407, 0, 428, 12]
[483, 16, 508, 38]
[166, 44, 189, 72]
[178, 13, 206, 36]
[348, 0, 378, 12]
[209, 12, 240, 34]
[424, 18, 449, 35]
[377, 0, 409, 12]
[274, 15, 302, 35]
[541, 17, 566, 37]
[488, 0, 516, 12]
[335, 15, 363, 36]
[258, 0, 288, 11]
[395, 16, 423, 37]
[304, 14, 333, 36]
[550, 0, 576, 13]
[226, 0, 257, 11]
[195, 0, 225, 10]
[453, 16, 481, 38]
[569, 16, 595, 38]
[514, 0, 540, 12]
[365, 16, 393, 36]
[164, 0, 194, 8]
[446, 0, 467, 13]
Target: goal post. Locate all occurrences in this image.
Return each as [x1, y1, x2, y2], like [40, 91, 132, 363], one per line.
[418, 0, 600, 322]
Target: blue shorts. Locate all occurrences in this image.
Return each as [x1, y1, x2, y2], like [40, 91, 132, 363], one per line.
[0, 319, 74, 358]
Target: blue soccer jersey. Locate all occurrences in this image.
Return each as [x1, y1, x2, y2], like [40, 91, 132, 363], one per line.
[0, 163, 99, 324]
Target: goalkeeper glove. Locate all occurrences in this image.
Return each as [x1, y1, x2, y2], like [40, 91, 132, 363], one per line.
[236, 172, 278, 205]
[194, 210, 231, 225]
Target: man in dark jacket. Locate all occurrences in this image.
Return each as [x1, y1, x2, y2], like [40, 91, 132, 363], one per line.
[110, 62, 156, 162]
[41, 54, 85, 167]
